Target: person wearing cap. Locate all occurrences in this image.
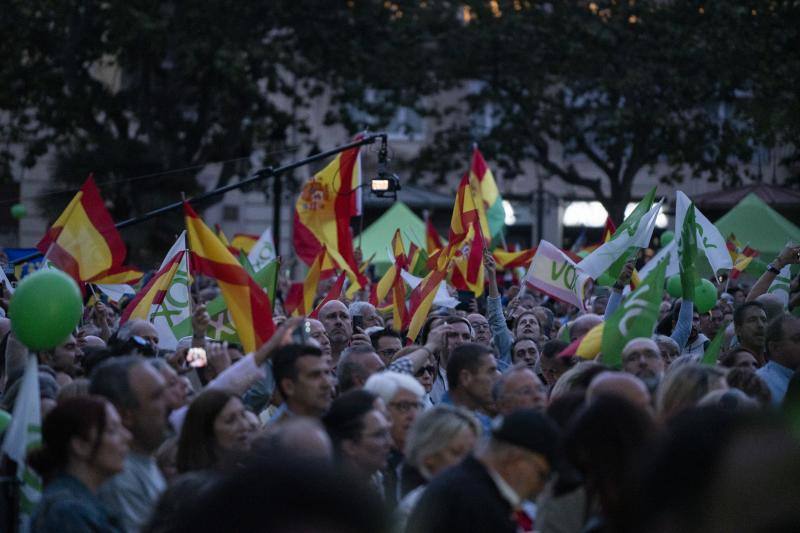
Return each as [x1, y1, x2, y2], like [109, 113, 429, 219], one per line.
[405, 409, 559, 533]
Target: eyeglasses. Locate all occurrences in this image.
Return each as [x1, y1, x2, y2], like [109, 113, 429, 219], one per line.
[471, 322, 491, 331]
[388, 401, 424, 413]
[415, 365, 437, 377]
[377, 348, 398, 358]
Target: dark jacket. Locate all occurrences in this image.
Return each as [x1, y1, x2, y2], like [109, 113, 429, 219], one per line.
[404, 455, 516, 533]
[31, 473, 122, 533]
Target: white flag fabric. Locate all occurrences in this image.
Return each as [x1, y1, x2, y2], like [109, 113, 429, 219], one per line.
[578, 202, 662, 280]
[525, 240, 592, 310]
[767, 263, 792, 307]
[149, 232, 192, 350]
[247, 226, 277, 271]
[95, 283, 135, 303]
[400, 269, 459, 308]
[638, 239, 680, 280]
[675, 191, 732, 274]
[1, 354, 43, 530]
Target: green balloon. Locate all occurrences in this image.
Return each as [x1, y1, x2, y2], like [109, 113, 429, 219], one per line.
[661, 230, 675, 247]
[695, 278, 718, 313]
[9, 269, 82, 351]
[10, 203, 27, 220]
[667, 275, 682, 298]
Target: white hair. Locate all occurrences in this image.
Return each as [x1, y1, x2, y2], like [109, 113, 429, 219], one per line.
[364, 371, 425, 403]
[348, 301, 376, 318]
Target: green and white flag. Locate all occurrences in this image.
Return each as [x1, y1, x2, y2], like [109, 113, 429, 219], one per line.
[149, 232, 192, 350]
[578, 188, 661, 281]
[1, 354, 43, 531]
[601, 257, 668, 369]
[767, 245, 793, 307]
[247, 226, 276, 271]
[679, 203, 698, 303]
[175, 259, 279, 345]
[675, 191, 732, 274]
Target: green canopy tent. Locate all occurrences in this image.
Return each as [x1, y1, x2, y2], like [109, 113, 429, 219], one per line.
[357, 202, 427, 276]
[715, 193, 800, 261]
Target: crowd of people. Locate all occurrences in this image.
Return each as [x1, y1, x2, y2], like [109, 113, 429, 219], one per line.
[1, 239, 800, 533]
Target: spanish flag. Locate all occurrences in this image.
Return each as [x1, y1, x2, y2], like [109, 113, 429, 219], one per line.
[406, 267, 449, 342]
[37, 175, 141, 285]
[469, 146, 504, 240]
[121, 249, 185, 324]
[425, 214, 444, 254]
[231, 233, 259, 254]
[375, 230, 410, 329]
[493, 247, 537, 270]
[450, 222, 486, 296]
[559, 322, 604, 360]
[292, 139, 362, 278]
[310, 271, 347, 319]
[185, 203, 275, 352]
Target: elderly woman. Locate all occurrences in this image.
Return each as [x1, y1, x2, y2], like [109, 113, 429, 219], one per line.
[394, 405, 481, 531]
[364, 371, 426, 506]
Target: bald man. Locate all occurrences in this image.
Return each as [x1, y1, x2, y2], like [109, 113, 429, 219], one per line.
[587, 371, 652, 413]
[621, 338, 665, 391]
[318, 300, 353, 364]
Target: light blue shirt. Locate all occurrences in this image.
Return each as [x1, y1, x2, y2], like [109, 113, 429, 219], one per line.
[756, 360, 794, 405]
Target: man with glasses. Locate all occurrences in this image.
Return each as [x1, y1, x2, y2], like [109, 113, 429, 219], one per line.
[621, 338, 665, 393]
[494, 364, 548, 416]
[407, 409, 559, 533]
[467, 313, 493, 348]
[364, 371, 426, 506]
[370, 328, 404, 366]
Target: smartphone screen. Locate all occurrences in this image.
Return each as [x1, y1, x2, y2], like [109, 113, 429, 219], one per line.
[352, 315, 364, 332]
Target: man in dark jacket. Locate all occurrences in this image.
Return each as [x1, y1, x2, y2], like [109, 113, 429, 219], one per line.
[405, 409, 559, 533]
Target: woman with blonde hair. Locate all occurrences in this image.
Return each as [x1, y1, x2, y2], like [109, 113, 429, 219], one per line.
[656, 363, 728, 420]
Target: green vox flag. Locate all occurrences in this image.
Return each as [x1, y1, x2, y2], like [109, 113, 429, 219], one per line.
[598, 187, 657, 284]
[601, 256, 668, 369]
[175, 259, 279, 345]
[679, 202, 698, 303]
[700, 321, 729, 366]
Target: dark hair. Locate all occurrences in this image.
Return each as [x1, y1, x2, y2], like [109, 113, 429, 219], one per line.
[89, 355, 145, 410]
[766, 313, 795, 360]
[271, 344, 323, 398]
[541, 339, 570, 360]
[369, 328, 402, 349]
[322, 389, 377, 457]
[29, 395, 110, 482]
[563, 395, 656, 530]
[733, 301, 765, 328]
[447, 343, 493, 391]
[533, 306, 556, 337]
[512, 310, 541, 336]
[726, 367, 772, 405]
[176, 389, 238, 474]
[142, 471, 220, 533]
[160, 454, 387, 533]
[718, 347, 757, 368]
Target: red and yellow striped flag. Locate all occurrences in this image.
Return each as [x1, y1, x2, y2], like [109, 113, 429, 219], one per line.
[230, 233, 259, 254]
[426, 215, 444, 254]
[37, 175, 141, 285]
[120, 251, 185, 324]
[450, 222, 486, 296]
[184, 202, 274, 352]
[375, 230, 410, 329]
[559, 323, 604, 360]
[493, 247, 537, 270]
[310, 271, 346, 319]
[293, 139, 362, 277]
[406, 267, 448, 342]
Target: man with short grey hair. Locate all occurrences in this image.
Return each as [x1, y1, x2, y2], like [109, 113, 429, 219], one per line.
[621, 337, 665, 392]
[348, 301, 384, 329]
[90, 356, 168, 533]
[494, 364, 547, 416]
[337, 345, 385, 393]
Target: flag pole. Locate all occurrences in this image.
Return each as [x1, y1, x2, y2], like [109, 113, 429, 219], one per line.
[11, 134, 388, 266]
